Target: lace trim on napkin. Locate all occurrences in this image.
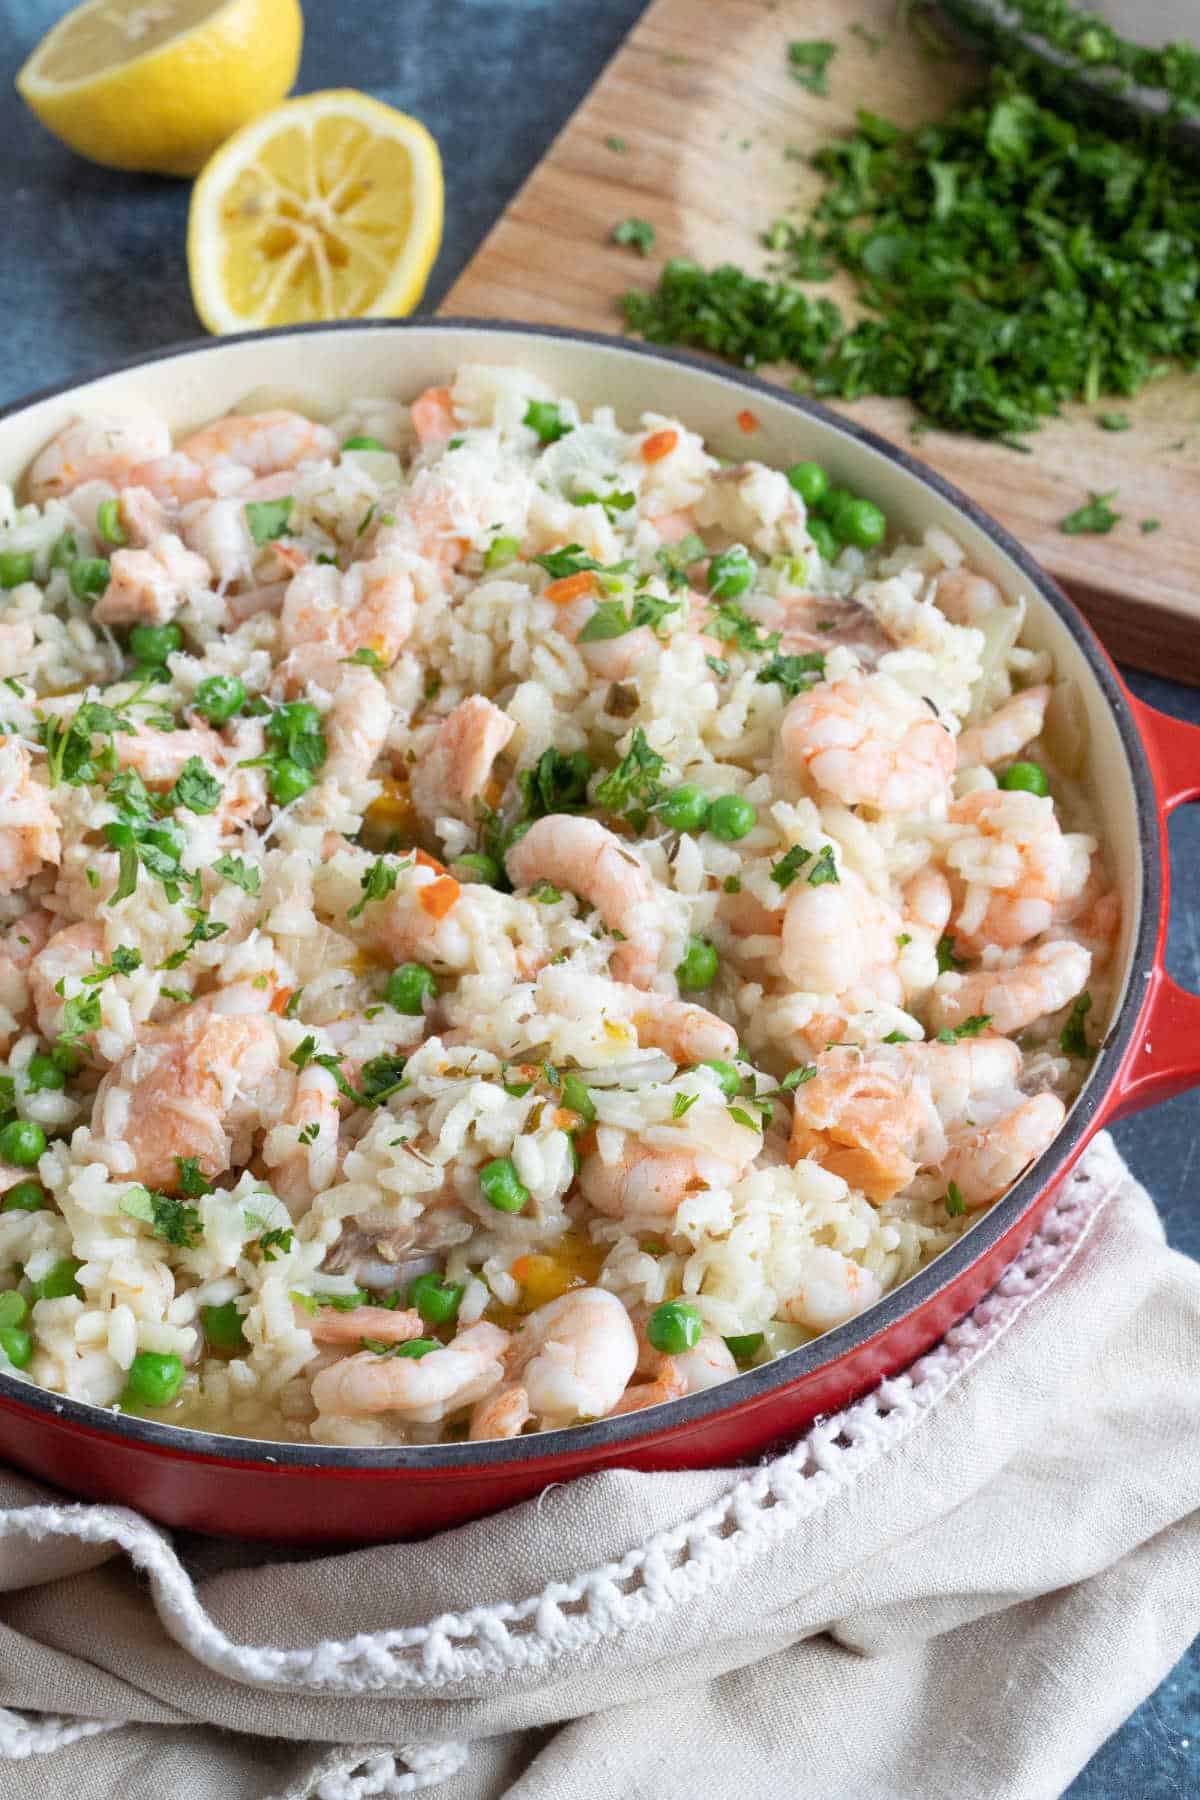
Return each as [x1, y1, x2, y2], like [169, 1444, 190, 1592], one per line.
[0, 1132, 1127, 1794]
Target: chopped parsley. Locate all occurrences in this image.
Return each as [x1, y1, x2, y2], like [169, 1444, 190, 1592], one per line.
[81, 946, 142, 984]
[532, 543, 602, 580]
[605, 134, 627, 153]
[1060, 990, 1096, 1059]
[612, 218, 656, 256]
[757, 651, 825, 696]
[671, 1091, 699, 1120]
[936, 934, 966, 974]
[788, 39, 837, 95]
[1059, 490, 1121, 535]
[706, 601, 779, 656]
[175, 1157, 214, 1199]
[655, 533, 706, 590]
[358, 1055, 408, 1105]
[1097, 413, 1131, 432]
[119, 1185, 203, 1248]
[593, 727, 667, 823]
[529, 879, 563, 904]
[57, 990, 101, 1047]
[39, 702, 131, 787]
[523, 400, 572, 445]
[167, 756, 221, 816]
[770, 842, 838, 888]
[256, 1226, 295, 1262]
[945, 1180, 967, 1218]
[572, 487, 637, 518]
[342, 646, 389, 670]
[577, 592, 681, 642]
[518, 745, 594, 819]
[264, 701, 327, 773]
[935, 1014, 992, 1042]
[213, 855, 261, 895]
[780, 1065, 817, 1090]
[347, 857, 399, 920]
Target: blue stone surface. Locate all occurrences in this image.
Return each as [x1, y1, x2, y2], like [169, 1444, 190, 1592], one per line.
[0, 3, 1195, 1788]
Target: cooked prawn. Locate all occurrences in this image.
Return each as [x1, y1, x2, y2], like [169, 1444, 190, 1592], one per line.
[506, 815, 667, 989]
[468, 1288, 638, 1438]
[265, 1064, 342, 1210]
[933, 568, 1004, 625]
[928, 939, 1091, 1037]
[780, 867, 903, 1002]
[781, 671, 955, 814]
[27, 414, 171, 504]
[115, 487, 169, 549]
[942, 1092, 1065, 1209]
[354, 851, 469, 970]
[176, 410, 336, 477]
[944, 788, 1069, 949]
[903, 867, 953, 938]
[0, 739, 60, 895]
[788, 1052, 930, 1203]
[580, 1104, 760, 1224]
[92, 535, 211, 627]
[0, 908, 54, 1055]
[323, 664, 392, 787]
[608, 1310, 736, 1417]
[956, 685, 1050, 770]
[280, 560, 415, 664]
[311, 1320, 510, 1422]
[410, 696, 514, 825]
[297, 1300, 424, 1346]
[410, 385, 458, 449]
[778, 1245, 883, 1333]
[180, 497, 258, 584]
[91, 1007, 279, 1190]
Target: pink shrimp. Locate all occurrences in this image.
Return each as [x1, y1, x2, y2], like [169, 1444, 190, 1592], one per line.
[0, 909, 54, 1055]
[928, 940, 1091, 1037]
[780, 867, 903, 1003]
[506, 815, 667, 989]
[780, 671, 955, 813]
[128, 410, 335, 504]
[313, 1321, 510, 1423]
[608, 1311, 736, 1417]
[280, 560, 415, 664]
[410, 385, 458, 449]
[580, 1104, 760, 1225]
[788, 1051, 930, 1203]
[410, 696, 513, 825]
[93, 535, 211, 627]
[296, 1300, 425, 1345]
[91, 1007, 279, 1192]
[0, 739, 60, 896]
[266, 1064, 342, 1210]
[27, 414, 171, 504]
[942, 1093, 1065, 1209]
[778, 1246, 883, 1332]
[29, 921, 106, 1043]
[956, 686, 1051, 770]
[944, 788, 1069, 949]
[468, 1289, 638, 1438]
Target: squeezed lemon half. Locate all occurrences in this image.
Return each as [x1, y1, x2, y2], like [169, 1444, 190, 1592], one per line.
[187, 88, 445, 334]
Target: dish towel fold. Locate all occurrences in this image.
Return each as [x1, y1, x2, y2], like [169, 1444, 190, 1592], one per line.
[0, 1130, 1197, 1800]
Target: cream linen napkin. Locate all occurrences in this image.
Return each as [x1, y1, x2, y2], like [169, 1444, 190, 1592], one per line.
[0, 1131, 1197, 1800]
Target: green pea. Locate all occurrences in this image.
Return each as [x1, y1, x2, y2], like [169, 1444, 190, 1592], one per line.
[193, 674, 247, 725]
[50, 531, 77, 570]
[658, 785, 710, 833]
[24, 1053, 66, 1094]
[201, 1300, 248, 1353]
[68, 556, 110, 601]
[453, 852, 501, 885]
[676, 935, 719, 991]
[0, 1291, 29, 1329]
[341, 435, 388, 452]
[384, 962, 438, 1015]
[707, 794, 757, 841]
[817, 485, 857, 526]
[95, 498, 128, 546]
[269, 758, 313, 806]
[707, 545, 755, 599]
[786, 461, 829, 507]
[647, 1299, 703, 1355]
[0, 1120, 45, 1167]
[270, 699, 322, 740]
[0, 1326, 32, 1369]
[128, 623, 182, 666]
[723, 1331, 765, 1361]
[2, 1180, 46, 1213]
[0, 550, 34, 588]
[28, 1258, 83, 1302]
[407, 1272, 463, 1325]
[396, 1337, 440, 1358]
[999, 760, 1050, 797]
[484, 535, 521, 570]
[123, 1350, 185, 1408]
[700, 1060, 740, 1099]
[807, 518, 838, 561]
[838, 497, 887, 549]
[479, 1156, 529, 1213]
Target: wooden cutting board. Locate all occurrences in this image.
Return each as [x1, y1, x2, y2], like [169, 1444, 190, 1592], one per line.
[443, 0, 1199, 682]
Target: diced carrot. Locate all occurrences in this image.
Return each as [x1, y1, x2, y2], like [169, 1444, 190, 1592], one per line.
[418, 874, 460, 918]
[269, 987, 293, 1016]
[641, 428, 679, 463]
[414, 846, 449, 875]
[736, 409, 759, 433]
[545, 570, 598, 605]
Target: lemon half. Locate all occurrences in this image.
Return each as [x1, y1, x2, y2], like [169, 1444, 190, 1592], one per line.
[187, 89, 444, 334]
[16, 0, 303, 178]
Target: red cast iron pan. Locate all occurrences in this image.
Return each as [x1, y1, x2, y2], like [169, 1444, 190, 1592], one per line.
[0, 320, 1196, 1543]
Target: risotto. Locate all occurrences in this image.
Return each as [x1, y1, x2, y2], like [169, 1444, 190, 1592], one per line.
[0, 365, 1115, 1446]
